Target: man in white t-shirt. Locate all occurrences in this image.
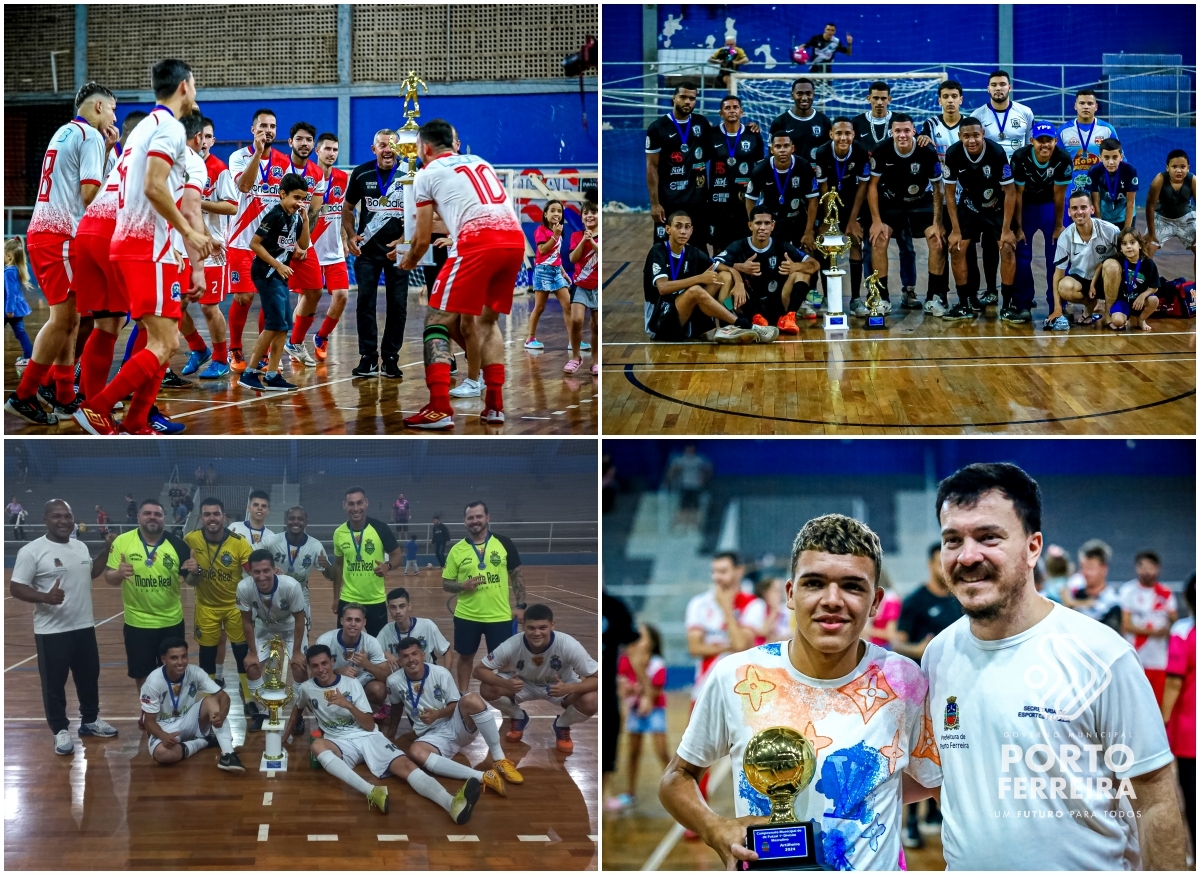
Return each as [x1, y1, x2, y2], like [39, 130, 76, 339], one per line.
[227, 489, 273, 547]
[1045, 190, 1122, 330]
[235, 550, 307, 729]
[262, 505, 330, 632]
[10, 499, 120, 755]
[661, 514, 940, 870]
[377, 586, 452, 668]
[312, 604, 390, 709]
[923, 461, 1186, 870]
[473, 604, 599, 753]
[686, 552, 767, 701]
[1118, 550, 1178, 705]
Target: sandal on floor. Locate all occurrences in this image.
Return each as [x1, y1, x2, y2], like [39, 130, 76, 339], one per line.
[563, 358, 583, 374]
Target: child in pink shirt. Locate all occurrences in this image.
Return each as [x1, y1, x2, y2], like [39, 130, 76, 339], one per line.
[525, 200, 574, 351]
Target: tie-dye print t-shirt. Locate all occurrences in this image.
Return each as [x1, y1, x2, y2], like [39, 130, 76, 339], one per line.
[676, 640, 940, 871]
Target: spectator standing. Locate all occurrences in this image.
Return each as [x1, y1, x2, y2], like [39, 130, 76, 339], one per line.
[193, 465, 205, 487]
[666, 444, 712, 530]
[1043, 546, 1071, 602]
[392, 493, 410, 538]
[708, 36, 749, 88]
[801, 23, 852, 75]
[404, 535, 419, 575]
[124, 494, 137, 529]
[8, 497, 24, 531]
[868, 571, 903, 648]
[1162, 574, 1195, 847]
[94, 506, 108, 537]
[430, 515, 451, 568]
[1060, 539, 1122, 631]
[1118, 550, 1178, 704]
[12, 502, 29, 541]
[205, 464, 217, 487]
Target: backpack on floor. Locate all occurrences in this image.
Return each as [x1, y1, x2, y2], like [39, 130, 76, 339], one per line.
[1152, 277, 1196, 318]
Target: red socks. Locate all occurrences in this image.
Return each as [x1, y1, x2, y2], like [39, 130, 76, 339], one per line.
[228, 299, 250, 351]
[483, 363, 505, 412]
[291, 313, 316, 345]
[316, 316, 339, 340]
[90, 348, 158, 415]
[213, 341, 228, 364]
[79, 329, 118, 400]
[426, 362, 452, 412]
[52, 364, 75, 401]
[183, 329, 208, 353]
[123, 364, 167, 430]
[15, 360, 51, 400]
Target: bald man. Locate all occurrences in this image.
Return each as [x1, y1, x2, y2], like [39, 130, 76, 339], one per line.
[10, 499, 121, 755]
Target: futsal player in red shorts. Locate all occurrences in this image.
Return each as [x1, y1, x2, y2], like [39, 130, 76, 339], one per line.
[394, 119, 526, 429]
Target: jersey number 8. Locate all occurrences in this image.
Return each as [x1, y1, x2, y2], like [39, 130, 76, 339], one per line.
[36, 150, 58, 203]
[453, 164, 507, 205]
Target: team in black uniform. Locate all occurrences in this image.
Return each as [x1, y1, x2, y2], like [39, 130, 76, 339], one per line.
[813, 119, 872, 308]
[708, 95, 765, 253]
[646, 85, 713, 248]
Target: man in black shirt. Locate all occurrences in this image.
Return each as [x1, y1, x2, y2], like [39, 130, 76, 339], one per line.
[343, 129, 410, 379]
[744, 134, 819, 251]
[646, 84, 713, 250]
[814, 118, 871, 308]
[801, 23, 852, 76]
[239, 173, 309, 393]
[1012, 122, 1073, 318]
[430, 515, 451, 568]
[769, 78, 832, 164]
[643, 210, 777, 344]
[866, 114, 948, 309]
[713, 206, 820, 332]
[708, 95, 765, 254]
[942, 117, 1017, 321]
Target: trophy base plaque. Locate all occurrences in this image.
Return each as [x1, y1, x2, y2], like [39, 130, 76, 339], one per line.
[260, 748, 289, 773]
[259, 715, 290, 773]
[823, 312, 847, 330]
[865, 314, 887, 330]
[744, 821, 824, 870]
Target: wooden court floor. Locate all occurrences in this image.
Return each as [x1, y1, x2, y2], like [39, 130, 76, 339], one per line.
[4, 289, 597, 436]
[602, 213, 1196, 435]
[4, 565, 598, 870]
[602, 690, 945, 871]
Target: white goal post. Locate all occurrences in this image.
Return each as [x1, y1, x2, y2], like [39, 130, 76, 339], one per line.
[729, 71, 948, 122]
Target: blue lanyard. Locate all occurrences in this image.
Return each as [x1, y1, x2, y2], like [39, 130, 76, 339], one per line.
[470, 533, 490, 571]
[163, 666, 183, 717]
[139, 531, 162, 568]
[337, 629, 361, 661]
[667, 248, 685, 281]
[375, 162, 397, 198]
[322, 169, 335, 204]
[405, 665, 429, 716]
[833, 148, 850, 188]
[989, 103, 1012, 141]
[1104, 168, 1121, 204]
[395, 618, 416, 644]
[723, 125, 742, 162]
[1074, 120, 1096, 155]
[772, 158, 794, 205]
[285, 534, 305, 574]
[257, 153, 272, 188]
[1124, 257, 1142, 295]
[669, 114, 691, 152]
[244, 521, 265, 545]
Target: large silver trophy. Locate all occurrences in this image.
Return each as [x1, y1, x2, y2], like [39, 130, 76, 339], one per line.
[390, 71, 434, 267]
[252, 634, 294, 772]
[813, 191, 853, 332]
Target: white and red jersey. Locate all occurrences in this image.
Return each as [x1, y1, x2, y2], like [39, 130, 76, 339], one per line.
[685, 588, 767, 699]
[413, 152, 523, 255]
[169, 147, 207, 264]
[570, 230, 598, 288]
[111, 108, 188, 264]
[1118, 579, 1177, 670]
[202, 153, 238, 267]
[312, 166, 348, 265]
[27, 118, 107, 240]
[226, 147, 293, 251]
[76, 161, 121, 235]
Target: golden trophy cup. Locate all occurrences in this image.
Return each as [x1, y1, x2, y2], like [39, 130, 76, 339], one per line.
[742, 727, 823, 870]
[813, 190, 854, 331]
[862, 270, 888, 331]
[388, 70, 432, 265]
[252, 634, 294, 772]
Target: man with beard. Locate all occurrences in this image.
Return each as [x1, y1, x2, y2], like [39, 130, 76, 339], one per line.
[707, 95, 765, 254]
[922, 462, 1187, 870]
[647, 84, 714, 250]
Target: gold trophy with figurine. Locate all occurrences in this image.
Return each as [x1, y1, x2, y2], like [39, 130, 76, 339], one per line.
[389, 70, 432, 265]
[742, 727, 823, 869]
[862, 270, 887, 330]
[252, 634, 294, 772]
[813, 190, 854, 331]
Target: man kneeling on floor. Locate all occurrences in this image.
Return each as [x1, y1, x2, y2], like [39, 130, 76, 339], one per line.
[643, 210, 779, 344]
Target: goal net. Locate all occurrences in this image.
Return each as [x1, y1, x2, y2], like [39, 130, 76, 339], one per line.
[730, 71, 947, 126]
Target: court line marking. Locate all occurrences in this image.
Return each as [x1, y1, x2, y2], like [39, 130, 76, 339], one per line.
[5, 608, 124, 672]
[761, 357, 1192, 373]
[518, 835, 553, 841]
[589, 835, 599, 841]
[605, 349, 1192, 368]
[377, 835, 409, 841]
[603, 329, 1197, 347]
[540, 583, 598, 600]
[447, 835, 479, 842]
[526, 592, 597, 616]
[308, 834, 338, 841]
[601, 262, 629, 289]
[263, 792, 272, 806]
[258, 824, 269, 842]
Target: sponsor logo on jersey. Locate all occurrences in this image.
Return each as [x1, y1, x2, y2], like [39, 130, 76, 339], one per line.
[669, 180, 687, 192]
[715, 162, 726, 176]
[908, 185, 921, 195]
[271, 166, 283, 178]
[516, 659, 525, 670]
[944, 695, 960, 730]
[790, 198, 801, 209]
[170, 281, 182, 302]
[53, 558, 63, 567]
[645, 135, 652, 150]
[141, 694, 155, 705]
[694, 146, 704, 160]
[911, 162, 921, 175]
[983, 188, 995, 200]
[670, 152, 683, 165]
[532, 655, 544, 667]
[162, 554, 175, 570]
[739, 162, 749, 174]
[983, 165, 992, 178]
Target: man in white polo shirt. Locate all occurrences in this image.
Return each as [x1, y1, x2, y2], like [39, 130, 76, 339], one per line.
[923, 462, 1187, 870]
[9, 499, 120, 755]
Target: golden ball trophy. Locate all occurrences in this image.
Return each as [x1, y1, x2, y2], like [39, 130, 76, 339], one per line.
[252, 634, 294, 773]
[813, 191, 853, 332]
[742, 727, 824, 870]
[389, 71, 435, 267]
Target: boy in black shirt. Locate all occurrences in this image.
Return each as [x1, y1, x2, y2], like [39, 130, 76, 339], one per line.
[813, 118, 871, 309]
[713, 206, 820, 332]
[1087, 138, 1138, 230]
[744, 134, 819, 251]
[643, 210, 778, 344]
[866, 114, 947, 310]
[942, 117, 1017, 321]
[708, 95, 765, 253]
[769, 78, 832, 164]
[1011, 122, 1073, 317]
[239, 173, 309, 392]
[646, 84, 713, 249]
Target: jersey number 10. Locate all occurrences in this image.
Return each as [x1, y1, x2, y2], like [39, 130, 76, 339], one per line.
[453, 164, 506, 205]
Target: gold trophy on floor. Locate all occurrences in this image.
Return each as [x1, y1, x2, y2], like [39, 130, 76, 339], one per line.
[863, 270, 888, 331]
[742, 727, 824, 869]
[813, 190, 853, 331]
[252, 634, 294, 772]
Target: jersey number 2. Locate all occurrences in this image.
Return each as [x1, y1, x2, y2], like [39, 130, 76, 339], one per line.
[36, 150, 58, 203]
[453, 164, 506, 205]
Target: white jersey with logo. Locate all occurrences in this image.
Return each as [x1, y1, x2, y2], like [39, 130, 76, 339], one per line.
[679, 642, 939, 872]
[377, 617, 451, 662]
[685, 589, 767, 698]
[111, 109, 188, 263]
[1057, 118, 1119, 193]
[413, 152, 523, 255]
[234, 573, 306, 633]
[312, 166, 349, 265]
[480, 631, 598, 687]
[203, 165, 238, 267]
[1117, 580, 1177, 671]
[296, 675, 374, 740]
[28, 119, 107, 238]
[10, 535, 96, 635]
[225, 147, 288, 251]
[922, 604, 1173, 871]
[385, 663, 461, 736]
[314, 628, 386, 677]
[82, 161, 122, 224]
[1053, 217, 1121, 279]
[140, 664, 220, 721]
[970, 101, 1036, 159]
[922, 115, 963, 167]
[262, 532, 328, 587]
[228, 520, 273, 548]
[169, 147, 207, 262]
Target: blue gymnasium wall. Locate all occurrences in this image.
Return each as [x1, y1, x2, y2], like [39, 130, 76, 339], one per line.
[117, 93, 598, 167]
[604, 4, 1195, 207]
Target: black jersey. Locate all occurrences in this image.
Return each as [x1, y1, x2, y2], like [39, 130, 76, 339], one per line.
[646, 112, 713, 207]
[744, 157, 819, 239]
[1115, 256, 1160, 301]
[708, 124, 765, 212]
[870, 139, 942, 209]
[813, 141, 872, 205]
[713, 237, 807, 306]
[643, 242, 713, 334]
[251, 205, 302, 280]
[850, 112, 894, 154]
[1010, 145, 1074, 205]
[943, 140, 1013, 214]
[769, 110, 832, 163]
[344, 159, 407, 260]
